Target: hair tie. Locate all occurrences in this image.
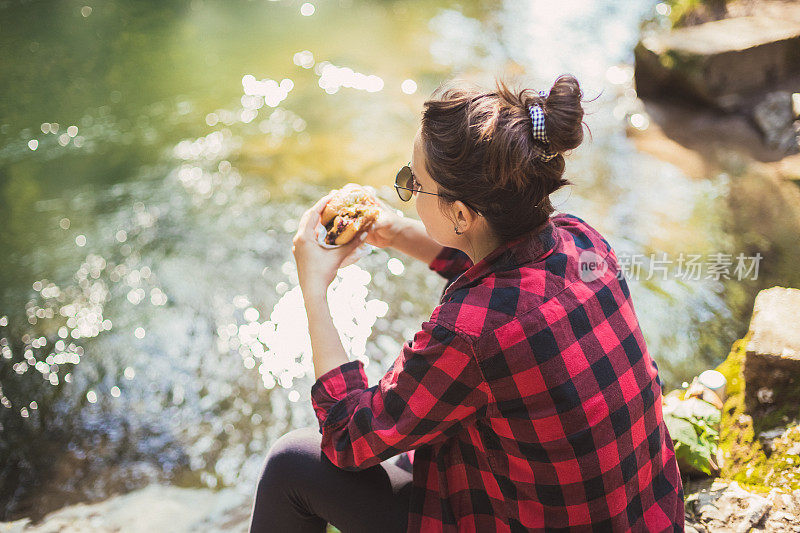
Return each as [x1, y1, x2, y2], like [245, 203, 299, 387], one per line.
[528, 92, 558, 162]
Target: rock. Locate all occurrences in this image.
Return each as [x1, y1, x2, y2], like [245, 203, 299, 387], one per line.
[764, 487, 800, 532]
[686, 480, 791, 532]
[634, 16, 800, 111]
[759, 426, 787, 455]
[0, 485, 253, 533]
[752, 91, 799, 154]
[756, 386, 774, 404]
[743, 287, 800, 417]
[787, 442, 800, 456]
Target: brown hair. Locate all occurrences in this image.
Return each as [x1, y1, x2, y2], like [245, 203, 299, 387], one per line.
[420, 74, 587, 242]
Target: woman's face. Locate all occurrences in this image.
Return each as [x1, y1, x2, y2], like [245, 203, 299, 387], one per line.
[411, 127, 458, 248]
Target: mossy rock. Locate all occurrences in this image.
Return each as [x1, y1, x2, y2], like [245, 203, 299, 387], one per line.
[634, 13, 800, 111]
[715, 335, 800, 490]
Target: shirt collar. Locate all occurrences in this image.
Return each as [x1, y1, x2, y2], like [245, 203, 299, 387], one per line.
[442, 218, 560, 299]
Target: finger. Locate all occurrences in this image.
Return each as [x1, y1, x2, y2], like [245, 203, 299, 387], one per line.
[339, 235, 368, 267]
[376, 206, 391, 224]
[376, 197, 402, 219]
[311, 192, 334, 212]
[372, 203, 400, 232]
[338, 230, 366, 253]
[298, 193, 334, 235]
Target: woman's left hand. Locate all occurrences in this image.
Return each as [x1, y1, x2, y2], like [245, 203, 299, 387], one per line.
[292, 193, 367, 299]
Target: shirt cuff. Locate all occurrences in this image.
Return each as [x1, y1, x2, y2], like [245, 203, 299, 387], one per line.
[310, 360, 368, 429]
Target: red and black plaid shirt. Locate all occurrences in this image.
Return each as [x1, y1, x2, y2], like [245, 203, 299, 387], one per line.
[311, 213, 684, 532]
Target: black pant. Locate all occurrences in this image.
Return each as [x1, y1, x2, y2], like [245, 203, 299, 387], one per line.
[248, 426, 413, 533]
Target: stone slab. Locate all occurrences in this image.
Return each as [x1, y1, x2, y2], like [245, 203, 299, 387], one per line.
[746, 286, 800, 360]
[645, 16, 800, 55]
[743, 286, 800, 416]
[635, 16, 800, 111]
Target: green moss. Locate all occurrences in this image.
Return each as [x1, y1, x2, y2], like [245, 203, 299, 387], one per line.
[666, 0, 730, 28]
[715, 336, 746, 397]
[713, 335, 800, 491]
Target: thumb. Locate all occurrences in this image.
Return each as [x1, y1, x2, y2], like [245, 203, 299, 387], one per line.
[339, 233, 368, 267]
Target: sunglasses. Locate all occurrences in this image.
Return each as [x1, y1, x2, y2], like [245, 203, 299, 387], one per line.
[394, 162, 428, 201]
[394, 162, 483, 216]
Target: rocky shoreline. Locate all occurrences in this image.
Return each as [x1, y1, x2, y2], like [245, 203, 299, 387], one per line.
[0, 485, 254, 533]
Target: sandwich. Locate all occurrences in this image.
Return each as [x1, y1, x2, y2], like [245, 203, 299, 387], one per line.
[320, 184, 380, 245]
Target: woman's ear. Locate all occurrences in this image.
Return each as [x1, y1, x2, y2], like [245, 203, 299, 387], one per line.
[453, 201, 477, 230]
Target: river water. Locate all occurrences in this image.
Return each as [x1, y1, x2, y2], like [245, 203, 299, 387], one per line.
[2, 0, 799, 521]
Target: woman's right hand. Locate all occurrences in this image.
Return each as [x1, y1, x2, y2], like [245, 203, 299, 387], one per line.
[364, 197, 406, 249]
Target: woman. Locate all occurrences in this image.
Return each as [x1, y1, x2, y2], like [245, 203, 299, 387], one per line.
[249, 75, 684, 532]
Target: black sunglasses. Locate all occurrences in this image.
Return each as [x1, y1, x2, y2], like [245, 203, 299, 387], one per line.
[394, 162, 482, 216]
[395, 162, 432, 201]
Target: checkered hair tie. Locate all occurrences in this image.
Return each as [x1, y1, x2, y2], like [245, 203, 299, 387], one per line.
[528, 91, 559, 162]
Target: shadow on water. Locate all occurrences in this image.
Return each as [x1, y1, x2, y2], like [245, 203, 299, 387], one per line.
[2, 0, 800, 522]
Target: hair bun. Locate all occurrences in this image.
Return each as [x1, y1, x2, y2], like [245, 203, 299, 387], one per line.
[420, 76, 582, 242]
[541, 74, 585, 154]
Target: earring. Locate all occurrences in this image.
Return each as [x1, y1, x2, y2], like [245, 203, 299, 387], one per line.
[454, 225, 463, 235]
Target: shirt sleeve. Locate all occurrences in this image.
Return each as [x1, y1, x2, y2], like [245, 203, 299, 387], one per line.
[310, 319, 488, 471]
[428, 247, 473, 281]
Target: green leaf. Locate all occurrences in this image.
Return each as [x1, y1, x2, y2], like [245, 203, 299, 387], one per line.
[663, 397, 720, 475]
[671, 398, 719, 423]
[664, 414, 698, 445]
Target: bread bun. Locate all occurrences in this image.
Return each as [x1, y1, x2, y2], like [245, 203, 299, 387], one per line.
[321, 184, 380, 245]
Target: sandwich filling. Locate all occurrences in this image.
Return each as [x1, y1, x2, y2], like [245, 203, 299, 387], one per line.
[321, 185, 379, 245]
[324, 215, 355, 244]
